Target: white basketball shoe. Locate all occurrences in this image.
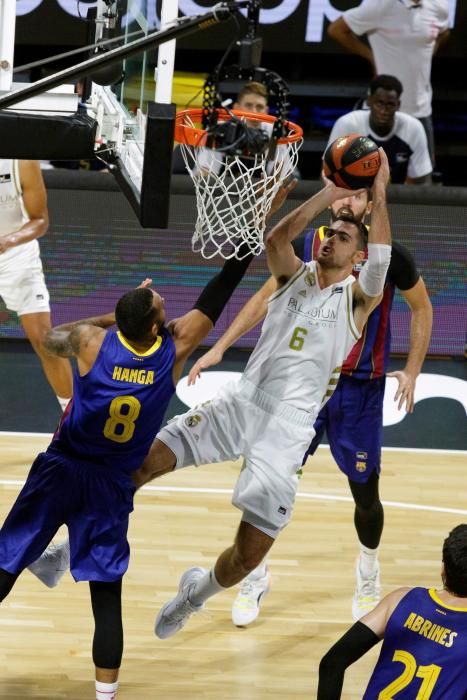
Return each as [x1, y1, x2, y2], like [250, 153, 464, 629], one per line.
[352, 557, 381, 620]
[232, 567, 271, 627]
[27, 540, 70, 588]
[155, 567, 206, 639]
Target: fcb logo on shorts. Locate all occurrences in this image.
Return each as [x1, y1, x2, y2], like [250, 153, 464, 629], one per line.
[185, 414, 202, 428]
[356, 451, 367, 472]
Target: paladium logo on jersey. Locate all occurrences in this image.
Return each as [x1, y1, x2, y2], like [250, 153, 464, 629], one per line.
[287, 297, 338, 325]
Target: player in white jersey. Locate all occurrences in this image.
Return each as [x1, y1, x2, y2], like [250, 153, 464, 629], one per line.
[0, 160, 72, 411]
[129, 149, 392, 640]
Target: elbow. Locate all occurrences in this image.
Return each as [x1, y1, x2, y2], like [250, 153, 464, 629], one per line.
[265, 226, 288, 252]
[43, 330, 55, 355]
[265, 230, 280, 253]
[35, 215, 49, 238]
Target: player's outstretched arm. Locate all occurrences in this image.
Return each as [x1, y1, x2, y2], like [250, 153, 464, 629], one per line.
[187, 275, 277, 385]
[388, 276, 432, 412]
[45, 317, 116, 376]
[171, 181, 297, 383]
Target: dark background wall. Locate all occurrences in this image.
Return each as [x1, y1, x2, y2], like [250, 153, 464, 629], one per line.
[0, 174, 465, 358]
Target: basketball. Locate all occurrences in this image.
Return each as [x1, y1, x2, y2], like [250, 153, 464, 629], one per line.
[323, 133, 381, 189]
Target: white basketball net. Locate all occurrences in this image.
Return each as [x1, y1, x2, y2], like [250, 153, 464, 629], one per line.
[178, 117, 302, 260]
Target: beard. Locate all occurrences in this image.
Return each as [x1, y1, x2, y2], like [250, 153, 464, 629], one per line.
[330, 207, 362, 224]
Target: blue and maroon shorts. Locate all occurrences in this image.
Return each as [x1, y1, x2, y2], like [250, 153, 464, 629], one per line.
[305, 374, 385, 483]
[0, 449, 135, 581]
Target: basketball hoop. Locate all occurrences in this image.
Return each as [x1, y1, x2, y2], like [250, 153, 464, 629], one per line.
[174, 108, 303, 260]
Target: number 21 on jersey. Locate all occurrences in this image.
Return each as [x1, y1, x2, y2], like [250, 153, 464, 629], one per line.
[378, 649, 441, 699]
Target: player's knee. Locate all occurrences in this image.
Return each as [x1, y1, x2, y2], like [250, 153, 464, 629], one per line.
[26, 328, 50, 357]
[355, 498, 383, 519]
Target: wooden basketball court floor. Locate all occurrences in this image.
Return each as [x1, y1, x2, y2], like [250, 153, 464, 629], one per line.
[0, 432, 465, 699]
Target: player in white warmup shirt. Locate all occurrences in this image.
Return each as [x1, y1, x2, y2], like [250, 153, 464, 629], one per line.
[0, 159, 72, 411]
[132, 150, 393, 640]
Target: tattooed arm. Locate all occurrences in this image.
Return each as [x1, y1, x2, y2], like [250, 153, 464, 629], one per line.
[45, 313, 116, 375]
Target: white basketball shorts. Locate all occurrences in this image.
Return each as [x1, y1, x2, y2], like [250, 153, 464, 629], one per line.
[157, 377, 316, 538]
[0, 252, 50, 315]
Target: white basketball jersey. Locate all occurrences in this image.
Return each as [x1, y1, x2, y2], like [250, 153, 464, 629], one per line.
[0, 159, 39, 265]
[244, 261, 361, 416]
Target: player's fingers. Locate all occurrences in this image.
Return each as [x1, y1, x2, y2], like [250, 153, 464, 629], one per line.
[187, 366, 200, 385]
[138, 278, 152, 288]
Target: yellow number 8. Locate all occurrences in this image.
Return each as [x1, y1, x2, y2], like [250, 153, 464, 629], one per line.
[103, 395, 141, 443]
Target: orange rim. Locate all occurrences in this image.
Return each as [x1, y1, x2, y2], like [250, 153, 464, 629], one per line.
[174, 108, 303, 146]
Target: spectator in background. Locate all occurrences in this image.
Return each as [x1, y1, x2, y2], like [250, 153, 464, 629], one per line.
[175, 81, 298, 180]
[327, 75, 432, 185]
[194, 81, 270, 176]
[327, 0, 450, 168]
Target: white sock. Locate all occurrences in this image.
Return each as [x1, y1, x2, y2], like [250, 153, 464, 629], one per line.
[56, 395, 70, 412]
[96, 680, 118, 700]
[248, 559, 268, 580]
[189, 568, 226, 606]
[359, 545, 379, 577]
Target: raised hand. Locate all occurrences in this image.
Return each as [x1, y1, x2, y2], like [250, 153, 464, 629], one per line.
[372, 147, 391, 192]
[321, 171, 367, 201]
[138, 278, 153, 289]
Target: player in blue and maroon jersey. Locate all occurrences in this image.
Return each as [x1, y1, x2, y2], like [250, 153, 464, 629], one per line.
[299, 191, 432, 620]
[318, 524, 467, 699]
[189, 188, 432, 627]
